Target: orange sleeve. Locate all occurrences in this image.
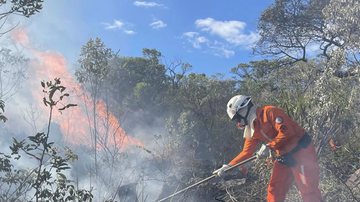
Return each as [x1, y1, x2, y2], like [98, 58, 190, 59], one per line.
[266, 108, 296, 150]
[228, 137, 260, 166]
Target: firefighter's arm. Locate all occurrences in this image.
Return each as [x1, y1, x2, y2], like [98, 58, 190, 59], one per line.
[228, 137, 260, 166]
[266, 108, 296, 150]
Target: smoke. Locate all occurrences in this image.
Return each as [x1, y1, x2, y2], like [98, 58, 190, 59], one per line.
[7, 28, 142, 149]
[0, 27, 168, 201]
[11, 28, 30, 47]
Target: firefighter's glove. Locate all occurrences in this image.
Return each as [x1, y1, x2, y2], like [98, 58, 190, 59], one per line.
[256, 144, 269, 159]
[212, 164, 230, 177]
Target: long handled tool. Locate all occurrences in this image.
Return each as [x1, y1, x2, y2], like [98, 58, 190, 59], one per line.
[157, 155, 258, 202]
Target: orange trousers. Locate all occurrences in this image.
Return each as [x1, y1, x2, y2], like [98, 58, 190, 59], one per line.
[267, 144, 322, 202]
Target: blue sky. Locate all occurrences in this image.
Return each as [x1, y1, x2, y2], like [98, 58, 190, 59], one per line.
[21, 0, 274, 75]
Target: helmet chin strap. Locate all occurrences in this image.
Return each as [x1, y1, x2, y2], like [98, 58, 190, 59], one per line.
[235, 101, 254, 125]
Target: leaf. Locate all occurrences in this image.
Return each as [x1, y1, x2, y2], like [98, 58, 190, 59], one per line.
[48, 88, 57, 102]
[55, 77, 61, 84]
[67, 103, 77, 108]
[0, 100, 5, 112]
[60, 166, 71, 170]
[59, 93, 69, 101]
[59, 86, 66, 92]
[41, 81, 45, 88]
[58, 103, 77, 111]
[0, 114, 7, 122]
[43, 97, 48, 106]
[57, 173, 67, 181]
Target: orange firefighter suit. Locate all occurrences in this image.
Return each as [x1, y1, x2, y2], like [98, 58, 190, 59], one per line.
[228, 105, 322, 202]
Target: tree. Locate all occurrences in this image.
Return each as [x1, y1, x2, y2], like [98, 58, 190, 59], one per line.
[257, 0, 330, 62]
[257, 0, 360, 76]
[322, 0, 360, 77]
[164, 58, 191, 89]
[105, 48, 168, 127]
[75, 37, 113, 176]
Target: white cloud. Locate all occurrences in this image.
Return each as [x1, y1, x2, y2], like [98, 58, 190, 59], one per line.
[103, 20, 124, 30]
[183, 32, 209, 49]
[182, 18, 260, 58]
[195, 17, 260, 46]
[209, 41, 235, 58]
[133, 1, 164, 8]
[183, 32, 234, 58]
[218, 48, 235, 58]
[150, 20, 167, 29]
[183, 32, 198, 38]
[124, 30, 136, 35]
[103, 20, 136, 35]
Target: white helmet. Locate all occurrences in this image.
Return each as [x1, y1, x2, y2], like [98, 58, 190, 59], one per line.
[226, 95, 252, 120]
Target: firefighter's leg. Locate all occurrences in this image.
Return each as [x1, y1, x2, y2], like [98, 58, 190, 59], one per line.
[267, 161, 294, 202]
[292, 144, 322, 202]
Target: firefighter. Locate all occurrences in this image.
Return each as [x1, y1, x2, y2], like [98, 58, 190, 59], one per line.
[213, 95, 322, 202]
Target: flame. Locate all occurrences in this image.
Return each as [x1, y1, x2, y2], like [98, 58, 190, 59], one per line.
[11, 28, 143, 150]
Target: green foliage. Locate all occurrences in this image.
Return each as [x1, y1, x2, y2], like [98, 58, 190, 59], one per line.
[257, 0, 331, 61]
[257, 0, 360, 78]
[322, 0, 360, 50]
[76, 37, 113, 86]
[75, 37, 114, 178]
[104, 48, 168, 123]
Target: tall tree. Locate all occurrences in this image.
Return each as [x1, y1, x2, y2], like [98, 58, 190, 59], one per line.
[257, 0, 330, 62]
[256, 0, 360, 75]
[75, 37, 113, 176]
[105, 48, 168, 128]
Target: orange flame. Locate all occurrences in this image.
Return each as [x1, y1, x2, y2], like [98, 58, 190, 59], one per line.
[11, 28, 143, 150]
